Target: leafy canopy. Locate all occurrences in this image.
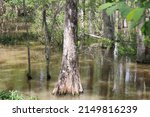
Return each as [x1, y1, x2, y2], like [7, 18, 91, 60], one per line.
[99, 0, 150, 36]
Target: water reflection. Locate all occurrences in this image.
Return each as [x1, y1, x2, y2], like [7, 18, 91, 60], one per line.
[135, 65, 150, 99]
[0, 46, 150, 99]
[87, 60, 94, 91]
[99, 49, 113, 99]
[80, 47, 150, 99]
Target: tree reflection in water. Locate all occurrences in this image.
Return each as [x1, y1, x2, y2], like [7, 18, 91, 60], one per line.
[81, 47, 150, 99]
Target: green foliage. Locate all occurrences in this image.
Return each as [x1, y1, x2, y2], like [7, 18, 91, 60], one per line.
[5, 0, 22, 5]
[117, 32, 137, 56]
[99, 1, 146, 29]
[0, 33, 37, 45]
[81, 37, 98, 46]
[98, 38, 113, 47]
[0, 90, 38, 100]
[0, 90, 24, 100]
[118, 43, 136, 56]
[99, 2, 132, 17]
[117, 2, 132, 18]
[144, 37, 150, 48]
[104, 2, 132, 17]
[106, 4, 118, 15]
[127, 8, 145, 28]
[99, 2, 115, 10]
[142, 21, 150, 36]
[144, 2, 150, 8]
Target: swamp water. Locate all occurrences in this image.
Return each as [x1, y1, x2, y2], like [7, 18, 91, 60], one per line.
[0, 45, 150, 100]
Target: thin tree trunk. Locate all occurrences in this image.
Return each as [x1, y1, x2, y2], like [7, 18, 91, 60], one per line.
[102, 0, 115, 41]
[136, 18, 146, 63]
[53, 0, 83, 95]
[88, 11, 93, 34]
[15, 6, 18, 32]
[102, 11, 115, 41]
[79, 0, 85, 49]
[42, 8, 51, 80]
[23, 0, 32, 79]
[113, 10, 119, 59]
[80, 0, 85, 36]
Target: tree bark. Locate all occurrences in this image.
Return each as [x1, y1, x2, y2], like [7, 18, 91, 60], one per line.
[53, 0, 83, 95]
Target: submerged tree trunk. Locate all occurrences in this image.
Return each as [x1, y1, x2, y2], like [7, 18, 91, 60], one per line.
[42, 8, 51, 80]
[53, 0, 83, 95]
[23, 0, 32, 79]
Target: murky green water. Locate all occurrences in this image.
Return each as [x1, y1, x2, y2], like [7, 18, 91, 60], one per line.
[0, 45, 150, 99]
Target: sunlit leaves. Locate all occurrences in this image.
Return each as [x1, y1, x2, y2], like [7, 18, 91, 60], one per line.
[127, 8, 145, 22]
[99, 2, 115, 10]
[126, 8, 145, 28]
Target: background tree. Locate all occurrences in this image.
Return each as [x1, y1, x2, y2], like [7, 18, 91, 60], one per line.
[99, 0, 150, 63]
[102, 0, 115, 41]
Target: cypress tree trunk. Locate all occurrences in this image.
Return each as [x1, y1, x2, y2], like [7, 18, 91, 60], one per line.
[53, 0, 83, 95]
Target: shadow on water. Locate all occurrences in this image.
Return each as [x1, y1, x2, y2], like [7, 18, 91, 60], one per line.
[0, 46, 150, 99]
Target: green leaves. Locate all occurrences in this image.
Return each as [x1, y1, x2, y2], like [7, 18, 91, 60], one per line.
[106, 4, 118, 15]
[117, 2, 132, 18]
[127, 8, 145, 28]
[6, 0, 22, 5]
[99, 2, 132, 17]
[99, 2, 146, 29]
[0, 90, 24, 100]
[127, 8, 145, 23]
[142, 21, 150, 36]
[99, 2, 115, 10]
[105, 2, 132, 17]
